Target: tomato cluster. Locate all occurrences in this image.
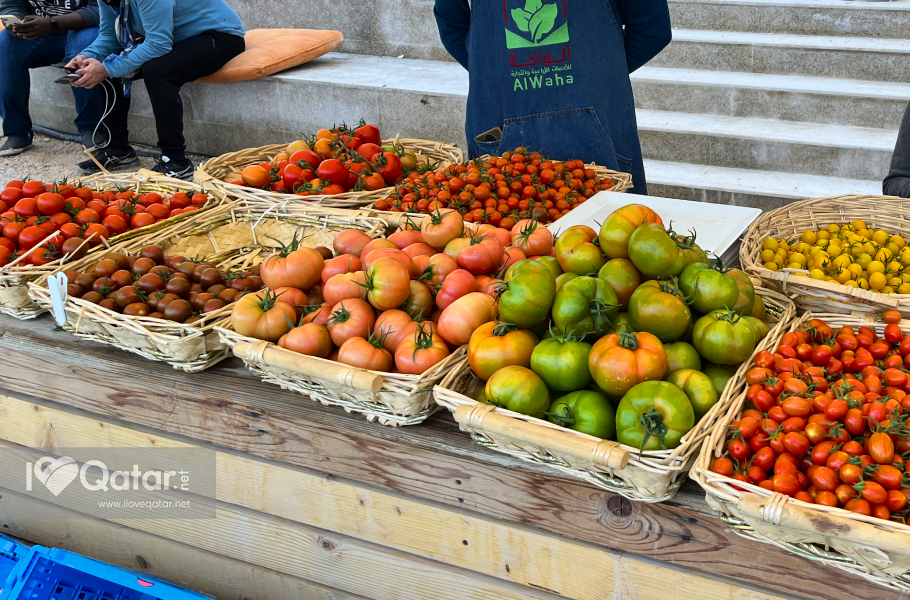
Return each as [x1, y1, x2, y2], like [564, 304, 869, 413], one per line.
[712, 311, 910, 522]
[0, 178, 208, 268]
[231, 122, 426, 196]
[374, 148, 618, 229]
[64, 246, 260, 323]
[232, 210, 539, 375]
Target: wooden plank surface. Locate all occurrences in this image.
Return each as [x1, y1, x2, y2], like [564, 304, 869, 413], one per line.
[0, 491, 365, 600]
[0, 314, 892, 600]
[0, 394, 794, 600]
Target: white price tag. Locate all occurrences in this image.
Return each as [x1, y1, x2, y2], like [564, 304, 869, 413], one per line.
[47, 272, 69, 326]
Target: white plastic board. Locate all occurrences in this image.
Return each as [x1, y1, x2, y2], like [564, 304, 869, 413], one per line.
[546, 191, 762, 259]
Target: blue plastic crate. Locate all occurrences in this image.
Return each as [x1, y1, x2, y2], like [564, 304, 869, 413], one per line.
[0, 535, 29, 593]
[1, 546, 212, 600]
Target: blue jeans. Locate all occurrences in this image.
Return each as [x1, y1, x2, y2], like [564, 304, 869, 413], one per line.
[0, 27, 104, 140]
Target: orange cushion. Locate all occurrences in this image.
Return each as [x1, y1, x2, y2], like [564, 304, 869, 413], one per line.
[201, 28, 343, 83]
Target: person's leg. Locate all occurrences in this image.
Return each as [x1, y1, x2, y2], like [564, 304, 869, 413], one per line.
[64, 28, 106, 142]
[142, 31, 244, 162]
[0, 30, 66, 143]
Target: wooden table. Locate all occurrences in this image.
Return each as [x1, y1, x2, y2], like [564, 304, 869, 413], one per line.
[0, 313, 890, 600]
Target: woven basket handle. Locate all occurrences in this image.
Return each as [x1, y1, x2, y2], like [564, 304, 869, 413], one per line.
[737, 492, 910, 556]
[453, 404, 629, 470]
[233, 340, 383, 392]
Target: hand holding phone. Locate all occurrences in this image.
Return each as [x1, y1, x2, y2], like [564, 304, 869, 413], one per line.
[54, 73, 83, 85]
[0, 14, 24, 29]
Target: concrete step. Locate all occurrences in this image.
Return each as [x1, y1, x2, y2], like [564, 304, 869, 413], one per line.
[631, 67, 910, 130]
[644, 159, 883, 211]
[669, 0, 910, 38]
[653, 29, 910, 83]
[227, 0, 454, 62]
[27, 53, 470, 157]
[637, 109, 897, 181]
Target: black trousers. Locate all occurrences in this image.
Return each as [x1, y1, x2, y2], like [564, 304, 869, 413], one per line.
[106, 30, 245, 159]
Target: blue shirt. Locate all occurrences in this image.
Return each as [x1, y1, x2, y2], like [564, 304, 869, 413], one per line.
[434, 0, 670, 73]
[82, 0, 245, 79]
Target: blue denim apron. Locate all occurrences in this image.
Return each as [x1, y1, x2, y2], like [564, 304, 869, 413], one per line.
[465, 0, 647, 194]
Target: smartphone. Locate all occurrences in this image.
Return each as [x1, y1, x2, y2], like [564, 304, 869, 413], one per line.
[0, 14, 23, 28]
[54, 73, 83, 85]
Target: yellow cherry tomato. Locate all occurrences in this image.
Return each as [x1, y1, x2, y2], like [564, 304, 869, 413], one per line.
[851, 220, 867, 231]
[892, 235, 906, 249]
[800, 231, 817, 245]
[809, 269, 826, 280]
[762, 238, 779, 252]
[868, 261, 886, 275]
[876, 248, 894, 263]
[858, 277, 870, 290]
[763, 261, 779, 271]
[826, 224, 841, 234]
[899, 283, 910, 294]
[760, 249, 775, 262]
[873, 230, 889, 245]
[869, 272, 887, 290]
[847, 263, 863, 277]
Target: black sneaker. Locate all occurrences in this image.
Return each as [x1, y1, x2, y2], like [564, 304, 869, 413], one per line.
[76, 147, 139, 174]
[80, 130, 110, 152]
[151, 156, 194, 181]
[0, 136, 33, 157]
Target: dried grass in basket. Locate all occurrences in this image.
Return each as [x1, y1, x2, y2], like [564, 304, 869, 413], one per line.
[195, 138, 464, 209]
[741, 194, 910, 317]
[433, 287, 795, 502]
[215, 325, 467, 426]
[27, 202, 387, 372]
[0, 170, 225, 320]
[692, 311, 910, 593]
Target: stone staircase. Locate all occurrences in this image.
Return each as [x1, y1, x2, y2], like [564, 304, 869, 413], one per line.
[25, 0, 910, 208]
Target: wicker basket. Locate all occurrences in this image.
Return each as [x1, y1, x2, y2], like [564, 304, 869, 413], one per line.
[195, 138, 464, 209]
[741, 194, 910, 316]
[27, 202, 387, 372]
[433, 287, 795, 502]
[692, 311, 910, 593]
[0, 170, 226, 320]
[215, 325, 466, 426]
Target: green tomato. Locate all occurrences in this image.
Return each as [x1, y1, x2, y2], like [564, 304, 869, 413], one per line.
[598, 258, 642, 311]
[692, 309, 757, 366]
[628, 280, 692, 343]
[663, 341, 701, 378]
[552, 276, 619, 337]
[555, 272, 580, 293]
[548, 390, 616, 439]
[743, 315, 769, 341]
[751, 294, 767, 320]
[499, 260, 556, 328]
[726, 268, 756, 316]
[678, 262, 739, 314]
[530, 335, 593, 392]
[534, 255, 563, 279]
[555, 226, 606, 275]
[616, 381, 694, 453]
[627, 223, 686, 280]
[702, 363, 737, 396]
[485, 366, 550, 418]
[610, 312, 634, 335]
[667, 369, 719, 421]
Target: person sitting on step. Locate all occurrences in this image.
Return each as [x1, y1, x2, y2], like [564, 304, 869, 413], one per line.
[66, 0, 245, 179]
[0, 0, 109, 156]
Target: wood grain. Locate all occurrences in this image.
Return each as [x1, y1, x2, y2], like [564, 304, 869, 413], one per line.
[0, 491, 365, 600]
[0, 394, 795, 600]
[0, 315, 897, 600]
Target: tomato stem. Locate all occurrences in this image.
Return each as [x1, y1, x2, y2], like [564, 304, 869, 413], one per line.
[639, 408, 669, 456]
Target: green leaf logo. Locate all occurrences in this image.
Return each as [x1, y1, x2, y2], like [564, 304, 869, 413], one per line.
[512, 0, 558, 44]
